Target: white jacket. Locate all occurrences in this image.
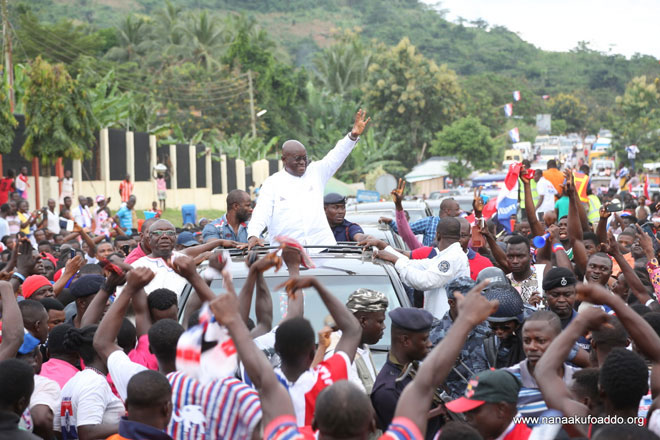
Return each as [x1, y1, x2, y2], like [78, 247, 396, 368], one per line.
[247, 134, 358, 246]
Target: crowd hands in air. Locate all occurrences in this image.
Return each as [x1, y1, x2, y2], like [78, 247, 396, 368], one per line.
[2, 110, 660, 440]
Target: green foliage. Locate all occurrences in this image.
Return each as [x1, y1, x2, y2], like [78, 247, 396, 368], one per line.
[547, 93, 587, 133]
[551, 119, 568, 135]
[313, 28, 370, 97]
[364, 37, 463, 167]
[612, 76, 660, 160]
[430, 116, 494, 179]
[0, 77, 18, 154]
[21, 57, 98, 163]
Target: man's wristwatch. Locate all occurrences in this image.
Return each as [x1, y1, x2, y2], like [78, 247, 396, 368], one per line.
[348, 132, 358, 141]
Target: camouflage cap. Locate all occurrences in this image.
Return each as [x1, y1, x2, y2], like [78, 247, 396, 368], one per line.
[346, 288, 389, 313]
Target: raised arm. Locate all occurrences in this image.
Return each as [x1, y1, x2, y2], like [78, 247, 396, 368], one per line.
[392, 179, 421, 250]
[93, 268, 155, 363]
[237, 253, 280, 337]
[209, 272, 294, 427]
[171, 254, 216, 303]
[536, 306, 607, 420]
[53, 255, 85, 296]
[595, 204, 611, 246]
[280, 276, 361, 361]
[565, 170, 583, 243]
[521, 174, 545, 237]
[606, 231, 653, 304]
[394, 281, 497, 436]
[75, 223, 98, 258]
[181, 238, 246, 259]
[481, 223, 511, 273]
[80, 271, 126, 327]
[247, 183, 273, 250]
[316, 109, 370, 183]
[0, 281, 24, 360]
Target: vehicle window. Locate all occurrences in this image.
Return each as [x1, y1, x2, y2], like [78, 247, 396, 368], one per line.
[540, 149, 558, 156]
[207, 275, 402, 350]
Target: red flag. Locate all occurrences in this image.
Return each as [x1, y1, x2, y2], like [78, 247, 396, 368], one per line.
[482, 198, 497, 219]
[644, 175, 650, 200]
[573, 171, 589, 203]
[504, 163, 523, 191]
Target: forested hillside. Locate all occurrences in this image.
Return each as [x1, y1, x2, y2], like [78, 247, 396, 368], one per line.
[3, 0, 660, 181]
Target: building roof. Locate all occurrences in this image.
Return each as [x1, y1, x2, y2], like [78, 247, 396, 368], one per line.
[404, 156, 455, 183]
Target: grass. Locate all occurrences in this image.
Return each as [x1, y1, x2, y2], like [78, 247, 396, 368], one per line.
[158, 208, 225, 227]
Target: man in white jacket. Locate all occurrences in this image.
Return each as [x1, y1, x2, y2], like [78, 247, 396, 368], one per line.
[373, 217, 470, 318]
[247, 109, 370, 250]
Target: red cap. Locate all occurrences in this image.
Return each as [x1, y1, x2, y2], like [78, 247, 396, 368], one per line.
[53, 268, 64, 283]
[22, 275, 52, 299]
[445, 397, 486, 413]
[40, 252, 58, 268]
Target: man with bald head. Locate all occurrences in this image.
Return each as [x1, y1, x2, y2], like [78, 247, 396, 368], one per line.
[247, 110, 371, 249]
[374, 217, 470, 318]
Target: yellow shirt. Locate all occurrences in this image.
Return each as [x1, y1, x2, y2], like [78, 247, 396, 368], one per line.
[17, 211, 30, 235]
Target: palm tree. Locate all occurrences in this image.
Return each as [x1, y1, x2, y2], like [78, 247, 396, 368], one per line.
[181, 11, 228, 69]
[313, 39, 371, 96]
[105, 15, 152, 62]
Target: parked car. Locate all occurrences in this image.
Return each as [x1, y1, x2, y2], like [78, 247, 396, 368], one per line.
[178, 247, 412, 367]
[344, 200, 432, 225]
[426, 195, 475, 216]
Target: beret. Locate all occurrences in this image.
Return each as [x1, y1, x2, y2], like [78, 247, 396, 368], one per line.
[70, 274, 105, 298]
[389, 307, 433, 332]
[346, 288, 389, 313]
[542, 267, 577, 291]
[484, 283, 524, 323]
[446, 276, 476, 300]
[324, 193, 346, 205]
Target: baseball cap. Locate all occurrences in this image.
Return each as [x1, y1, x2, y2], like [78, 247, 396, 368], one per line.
[176, 231, 198, 247]
[95, 195, 105, 203]
[445, 369, 521, 413]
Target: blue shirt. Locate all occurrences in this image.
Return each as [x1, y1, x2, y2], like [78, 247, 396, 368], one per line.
[116, 206, 133, 230]
[391, 216, 440, 247]
[331, 219, 364, 242]
[202, 215, 248, 243]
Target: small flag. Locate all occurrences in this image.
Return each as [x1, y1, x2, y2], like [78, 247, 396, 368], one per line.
[572, 171, 589, 203]
[508, 127, 520, 143]
[542, 95, 550, 100]
[513, 90, 521, 101]
[496, 163, 522, 234]
[503, 103, 513, 117]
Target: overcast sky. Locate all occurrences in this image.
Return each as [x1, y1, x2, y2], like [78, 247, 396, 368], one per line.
[420, 0, 658, 59]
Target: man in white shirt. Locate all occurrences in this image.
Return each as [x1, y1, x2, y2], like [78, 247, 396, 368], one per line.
[534, 170, 557, 221]
[373, 217, 470, 318]
[73, 196, 94, 232]
[45, 198, 60, 235]
[626, 144, 639, 170]
[247, 109, 371, 250]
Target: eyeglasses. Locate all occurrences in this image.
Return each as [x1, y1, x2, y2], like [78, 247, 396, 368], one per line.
[488, 322, 515, 331]
[150, 230, 176, 237]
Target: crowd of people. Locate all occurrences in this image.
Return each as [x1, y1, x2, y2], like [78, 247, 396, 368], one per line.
[1, 109, 660, 440]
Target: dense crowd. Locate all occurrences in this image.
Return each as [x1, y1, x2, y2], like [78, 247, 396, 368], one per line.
[1, 111, 660, 440]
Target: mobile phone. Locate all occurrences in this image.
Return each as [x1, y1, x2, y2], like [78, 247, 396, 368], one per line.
[69, 248, 76, 259]
[606, 203, 622, 212]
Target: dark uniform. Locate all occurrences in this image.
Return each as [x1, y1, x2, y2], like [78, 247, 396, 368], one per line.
[370, 308, 441, 440]
[331, 219, 364, 242]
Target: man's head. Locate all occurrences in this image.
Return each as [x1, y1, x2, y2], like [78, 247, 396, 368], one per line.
[312, 381, 376, 438]
[591, 316, 629, 367]
[275, 316, 316, 370]
[515, 221, 531, 238]
[446, 369, 521, 440]
[585, 252, 613, 286]
[148, 289, 179, 322]
[19, 299, 49, 343]
[63, 196, 72, 209]
[533, 169, 543, 182]
[148, 219, 176, 258]
[505, 235, 531, 276]
[46, 323, 77, 360]
[139, 218, 158, 252]
[389, 308, 433, 362]
[226, 189, 252, 224]
[542, 267, 577, 320]
[40, 298, 66, 330]
[70, 274, 105, 317]
[583, 232, 600, 257]
[96, 241, 114, 260]
[125, 370, 173, 431]
[522, 311, 562, 370]
[439, 198, 461, 218]
[125, 174, 131, 182]
[485, 283, 524, 341]
[114, 235, 136, 256]
[148, 319, 185, 366]
[617, 230, 635, 255]
[96, 195, 106, 208]
[0, 359, 34, 416]
[22, 275, 55, 301]
[570, 368, 602, 415]
[446, 276, 476, 318]
[436, 216, 461, 244]
[457, 217, 471, 251]
[323, 193, 347, 228]
[346, 288, 388, 345]
[599, 348, 648, 413]
[547, 160, 558, 169]
[557, 216, 568, 242]
[282, 140, 308, 177]
[78, 195, 87, 207]
[127, 195, 137, 210]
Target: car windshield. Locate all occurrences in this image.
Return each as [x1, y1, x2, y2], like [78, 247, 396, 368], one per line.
[541, 148, 558, 156]
[346, 209, 427, 224]
[210, 275, 402, 353]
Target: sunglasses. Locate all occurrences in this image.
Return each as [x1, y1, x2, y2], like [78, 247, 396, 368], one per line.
[488, 322, 515, 331]
[150, 230, 176, 237]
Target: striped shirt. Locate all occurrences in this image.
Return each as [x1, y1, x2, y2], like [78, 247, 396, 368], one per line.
[505, 360, 578, 422]
[391, 216, 440, 247]
[107, 350, 262, 440]
[264, 415, 422, 440]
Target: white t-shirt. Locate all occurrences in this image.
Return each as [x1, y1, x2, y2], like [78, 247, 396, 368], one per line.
[62, 177, 74, 197]
[627, 145, 639, 159]
[129, 251, 188, 296]
[536, 177, 557, 214]
[54, 369, 124, 435]
[47, 209, 60, 234]
[19, 375, 61, 432]
[73, 205, 93, 230]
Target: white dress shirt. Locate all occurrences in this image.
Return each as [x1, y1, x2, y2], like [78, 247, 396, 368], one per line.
[73, 205, 93, 229]
[247, 133, 358, 246]
[387, 242, 470, 318]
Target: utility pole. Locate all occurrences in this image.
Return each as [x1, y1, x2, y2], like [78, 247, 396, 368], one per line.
[248, 70, 256, 138]
[1, 0, 14, 112]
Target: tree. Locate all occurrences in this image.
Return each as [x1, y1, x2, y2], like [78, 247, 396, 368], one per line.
[21, 57, 98, 164]
[0, 78, 17, 154]
[612, 75, 660, 160]
[313, 28, 371, 97]
[430, 117, 494, 182]
[364, 37, 463, 167]
[547, 93, 587, 133]
[105, 15, 153, 62]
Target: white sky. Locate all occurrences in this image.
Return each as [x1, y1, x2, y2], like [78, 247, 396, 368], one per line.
[421, 0, 659, 59]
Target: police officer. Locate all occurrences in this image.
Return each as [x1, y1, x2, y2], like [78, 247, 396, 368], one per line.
[429, 276, 489, 399]
[323, 193, 368, 242]
[371, 307, 442, 438]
